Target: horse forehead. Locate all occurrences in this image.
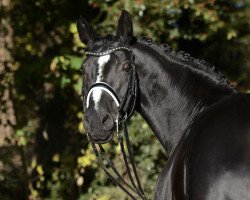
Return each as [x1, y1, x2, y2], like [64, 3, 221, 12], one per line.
[98, 54, 110, 66]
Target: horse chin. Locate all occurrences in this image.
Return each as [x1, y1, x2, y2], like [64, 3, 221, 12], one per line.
[89, 131, 114, 144]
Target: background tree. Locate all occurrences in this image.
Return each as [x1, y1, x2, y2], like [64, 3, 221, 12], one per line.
[0, 0, 249, 199]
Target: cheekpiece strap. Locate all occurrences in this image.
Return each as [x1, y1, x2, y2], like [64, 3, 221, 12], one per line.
[85, 46, 131, 56]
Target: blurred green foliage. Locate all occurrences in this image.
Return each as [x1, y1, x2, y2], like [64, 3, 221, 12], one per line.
[0, 0, 249, 199]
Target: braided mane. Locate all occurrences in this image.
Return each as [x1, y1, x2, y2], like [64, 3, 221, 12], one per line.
[138, 37, 232, 88]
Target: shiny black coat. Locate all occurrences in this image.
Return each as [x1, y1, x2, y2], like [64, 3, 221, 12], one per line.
[155, 94, 250, 199]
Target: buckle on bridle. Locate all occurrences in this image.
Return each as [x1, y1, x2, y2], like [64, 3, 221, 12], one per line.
[116, 112, 128, 141]
[115, 114, 120, 138]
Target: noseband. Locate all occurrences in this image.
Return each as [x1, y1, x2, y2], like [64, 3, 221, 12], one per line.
[84, 46, 146, 200]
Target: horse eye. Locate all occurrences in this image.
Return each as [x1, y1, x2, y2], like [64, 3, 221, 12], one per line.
[122, 63, 131, 71]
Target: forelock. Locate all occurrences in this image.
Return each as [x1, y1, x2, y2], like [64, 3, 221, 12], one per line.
[88, 35, 123, 53]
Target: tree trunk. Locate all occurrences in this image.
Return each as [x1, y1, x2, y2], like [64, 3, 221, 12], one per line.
[0, 0, 16, 145]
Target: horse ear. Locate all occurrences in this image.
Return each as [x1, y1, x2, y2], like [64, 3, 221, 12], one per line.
[77, 16, 96, 48]
[117, 10, 134, 44]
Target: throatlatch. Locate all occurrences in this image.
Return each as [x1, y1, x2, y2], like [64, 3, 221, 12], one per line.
[84, 46, 146, 200]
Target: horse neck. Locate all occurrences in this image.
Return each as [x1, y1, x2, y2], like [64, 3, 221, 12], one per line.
[132, 42, 235, 153]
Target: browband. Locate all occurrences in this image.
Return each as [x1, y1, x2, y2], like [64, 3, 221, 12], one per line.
[85, 46, 131, 56]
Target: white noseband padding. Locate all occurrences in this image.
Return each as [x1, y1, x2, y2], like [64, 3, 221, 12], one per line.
[86, 82, 120, 109]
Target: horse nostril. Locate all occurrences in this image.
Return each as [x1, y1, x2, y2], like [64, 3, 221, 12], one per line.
[84, 116, 89, 123]
[101, 114, 114, 131]
[83, 115, 90, 130]
[102, 114, 109, 125]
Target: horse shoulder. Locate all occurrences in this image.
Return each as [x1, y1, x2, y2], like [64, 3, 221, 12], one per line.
[186, 93, 250, 200]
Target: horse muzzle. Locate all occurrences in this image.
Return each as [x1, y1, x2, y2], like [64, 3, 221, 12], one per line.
[83, 110, 115, 144]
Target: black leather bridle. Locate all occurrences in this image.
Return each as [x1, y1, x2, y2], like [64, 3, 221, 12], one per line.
[84, 46, 147, 200]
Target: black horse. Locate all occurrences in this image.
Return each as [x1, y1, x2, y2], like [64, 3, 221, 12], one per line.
[78, 10, 250, 200]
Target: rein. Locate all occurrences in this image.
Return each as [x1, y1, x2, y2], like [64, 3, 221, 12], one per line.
[84, 46, 146, 199]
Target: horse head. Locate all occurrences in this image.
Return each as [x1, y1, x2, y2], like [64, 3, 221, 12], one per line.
[77, 10, 137, 144]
